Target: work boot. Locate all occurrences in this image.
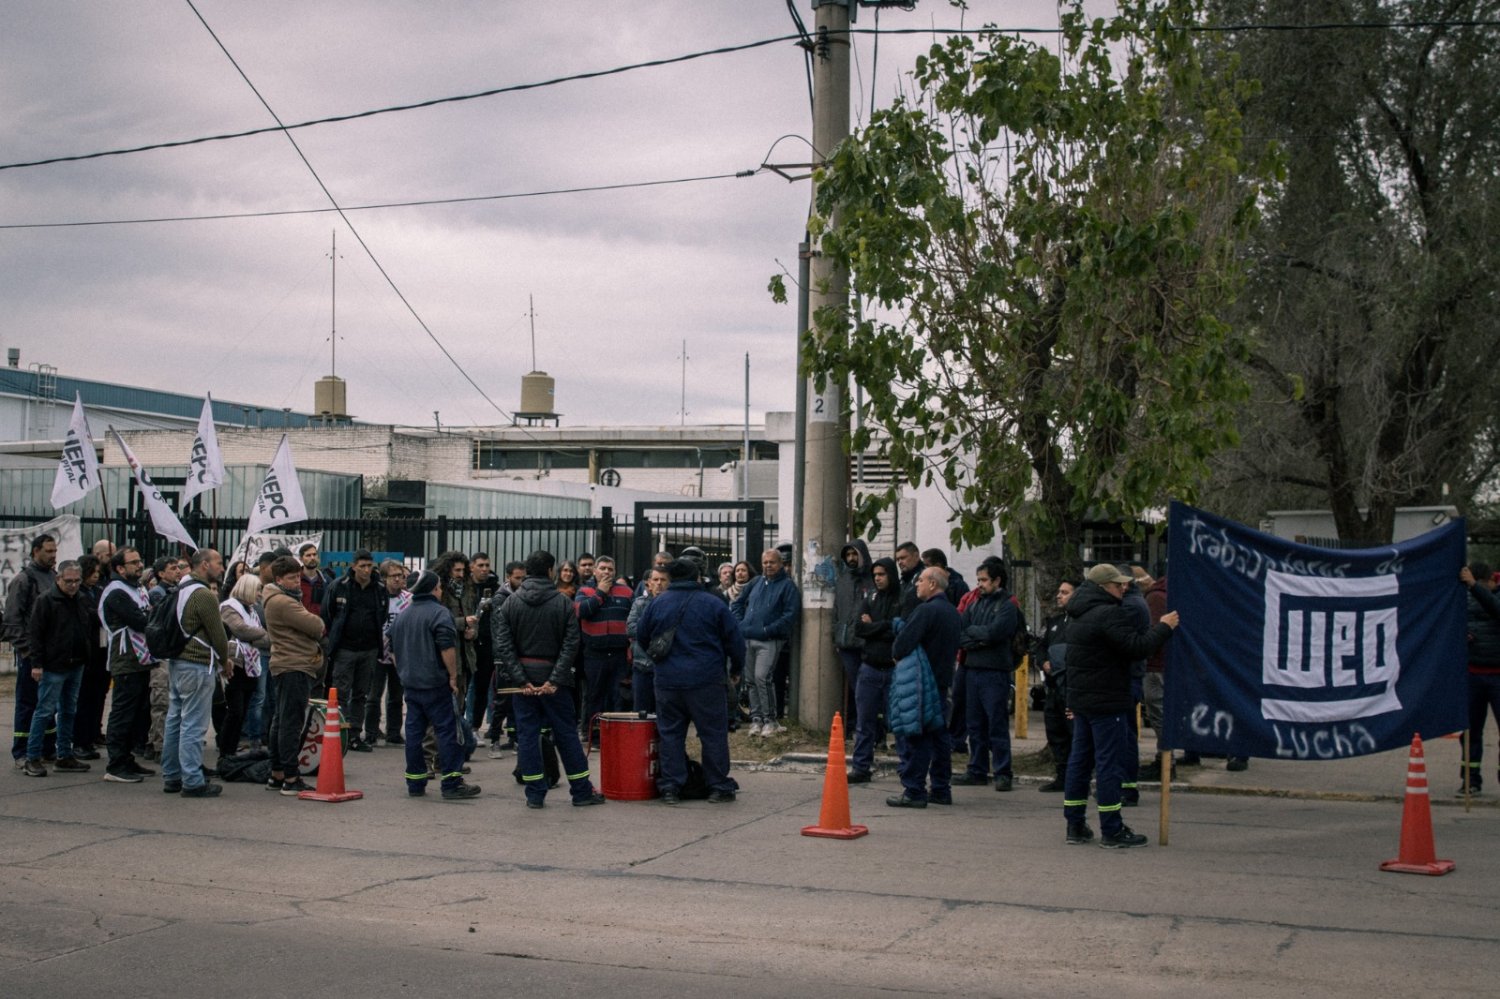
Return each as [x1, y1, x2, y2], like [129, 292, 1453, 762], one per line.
[1100, 825, 1149, 849]
[1066, 822, 1094, 845]
[1037, 775, 1066, 793]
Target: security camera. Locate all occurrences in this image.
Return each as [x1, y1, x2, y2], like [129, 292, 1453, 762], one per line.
[719, 462, 734, 473]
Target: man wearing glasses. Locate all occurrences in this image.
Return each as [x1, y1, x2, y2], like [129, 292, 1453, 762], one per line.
[21, 561, 92, 777]
[100, 548, 157, 782]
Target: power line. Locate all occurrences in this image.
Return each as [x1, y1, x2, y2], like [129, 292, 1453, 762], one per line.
[5, 19, 1492, 176]
[0, 33, 806, 172]
[0, 170, 758, 230]
[182, 0, 517, 428]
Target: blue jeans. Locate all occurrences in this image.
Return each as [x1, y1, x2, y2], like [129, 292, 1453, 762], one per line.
[511, 689, 595, 804]
[850, 663, 892, 774]
[243, 667, 268, 742]
[28, 665, 83, 761]
[12, 654, 54, 761]
[896, 688, 953, 800]
[964, 669, 1013, 779]
[655, 682, 734, 795]
[161, 659, 215, 790]
[1064, 709, 1130, 836]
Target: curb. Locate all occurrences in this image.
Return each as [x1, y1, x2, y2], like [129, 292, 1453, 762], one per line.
[743, 754, 1500, 808]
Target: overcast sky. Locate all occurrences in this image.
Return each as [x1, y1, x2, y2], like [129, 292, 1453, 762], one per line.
[0, 1, 1107, 429]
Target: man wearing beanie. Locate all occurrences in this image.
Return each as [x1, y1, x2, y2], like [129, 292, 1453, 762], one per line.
[388, 570, 480, 800]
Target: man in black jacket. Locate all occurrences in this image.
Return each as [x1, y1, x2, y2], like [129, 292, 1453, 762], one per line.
[322, 550, 387, 752]
[953, 557, 1019, 791]
[492, 550, 605, 810]
[21, 560, 93, 777]
[1061, 564, 1179, 848]
[887, 566, 962, 809]
[833, 540, 872, 734]
[7, 533, 58, 767]
[847, 557, 900, 784]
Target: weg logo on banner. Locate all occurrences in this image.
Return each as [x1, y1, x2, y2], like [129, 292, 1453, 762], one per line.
[1163, 502, 1466, 761]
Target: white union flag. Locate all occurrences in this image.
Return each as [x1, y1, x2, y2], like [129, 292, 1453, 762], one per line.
[50, 393, 101, 509]
[109, 427, 197, 550]
[182, 393, 225, 505]
[246, 434, 308, 535]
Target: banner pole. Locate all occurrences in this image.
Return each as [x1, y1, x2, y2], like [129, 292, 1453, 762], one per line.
[1158, 749, 1171, 846]
[1461, 730, 1472, 813]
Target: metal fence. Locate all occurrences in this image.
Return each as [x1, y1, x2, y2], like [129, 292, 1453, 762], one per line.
[0, 504, 777, 579]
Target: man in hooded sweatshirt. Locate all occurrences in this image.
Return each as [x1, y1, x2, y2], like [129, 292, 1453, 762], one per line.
[833, 540, 872, 733]
[847, 556, 901, 783]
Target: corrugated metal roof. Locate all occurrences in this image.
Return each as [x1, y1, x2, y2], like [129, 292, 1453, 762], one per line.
[0, 368, 329, 427]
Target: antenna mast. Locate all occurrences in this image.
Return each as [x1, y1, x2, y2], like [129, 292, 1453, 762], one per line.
[328, 230, 339, 377]
[528, 293, 538, 370]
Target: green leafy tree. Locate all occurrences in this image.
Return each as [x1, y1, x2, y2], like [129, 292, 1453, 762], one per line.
[805, 0, 1270, 577]
[1202, 0, 1500, 543]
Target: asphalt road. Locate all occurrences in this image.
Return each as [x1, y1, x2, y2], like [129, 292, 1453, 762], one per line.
[1, 744, 1496, 999]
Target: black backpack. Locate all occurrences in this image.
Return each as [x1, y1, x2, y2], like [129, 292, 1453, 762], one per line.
[144, 581, 204, 660]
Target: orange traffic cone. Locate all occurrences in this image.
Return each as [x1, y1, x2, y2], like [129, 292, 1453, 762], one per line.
[801, 712, 868, 840]
[299, 687, 363, 803]
[1379, 734, 1452, 875]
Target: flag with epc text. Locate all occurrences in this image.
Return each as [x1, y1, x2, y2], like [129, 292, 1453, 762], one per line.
[50, 393, 101, 509]
[182, 393, 225, 505]
[246, 434, 307, 535]
[1163, 501, 1466, 760]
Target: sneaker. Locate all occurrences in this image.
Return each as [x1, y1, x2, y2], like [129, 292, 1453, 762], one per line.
[1037, 777, 1066, 793]
[706, 789, 736, 804]
[660, 789, 682, 805]
[1100, 825, 1149, 849]
[384, 734, 405, 747]
[280, 777, 311, 796]
[1066, 822, 1095, 845]
[488, 743, 505, 760]
[41, 755, 57, 766]
[525, 798, 544, 809]
[846, 770, 872, 784]
[928, 793, 952, 806]
[993, 775, 1013, 792]
[103, 769, 144, 783]
[1226, 757, 1249, 772]
[765, 722, 787, 736]
[54, 757, 91, 773]
[748, 722, 764, 738]
[885, 793, 927, 809]
[441, 782, 481, 800]
[126, 761, 157, 777]
[573, 792, 608, 807]
[350, 739, 373, 753]
[266, 776, 284, 791]
[162, 780, 182, 793]
[951, 772, 988, 786]
[22, 759, 46, 778]
[73, 748, 102, 761]
[181, 783, 223, 798]
[1456, 784, 1482, 797]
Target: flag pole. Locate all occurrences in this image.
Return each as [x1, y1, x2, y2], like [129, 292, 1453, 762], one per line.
[1158, 749, 1172, 846]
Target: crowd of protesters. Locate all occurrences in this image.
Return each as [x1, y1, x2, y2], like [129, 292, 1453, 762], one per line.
[9, 529, 1496, 841]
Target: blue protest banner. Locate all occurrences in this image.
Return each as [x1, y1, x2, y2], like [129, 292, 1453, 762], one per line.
[1163, 501, 1467, 760]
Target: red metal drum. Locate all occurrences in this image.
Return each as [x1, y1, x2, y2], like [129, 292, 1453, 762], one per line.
[599, 712, 659, 800]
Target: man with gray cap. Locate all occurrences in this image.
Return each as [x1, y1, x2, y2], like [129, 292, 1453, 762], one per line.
[388, 569, 480, 800]
[1060, 564, 1179, 848]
